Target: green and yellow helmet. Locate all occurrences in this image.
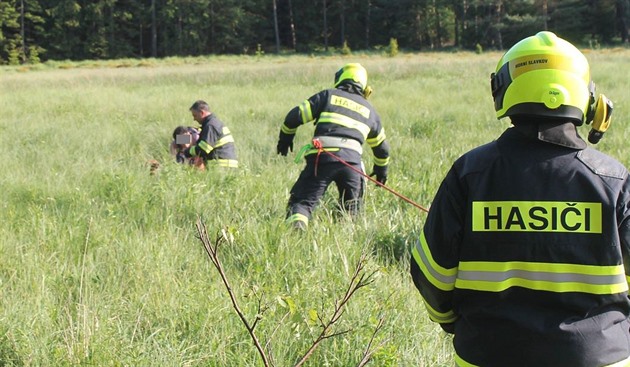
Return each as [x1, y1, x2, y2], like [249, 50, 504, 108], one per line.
[334, 63, 368, 91]
[491, 31, 595, 125]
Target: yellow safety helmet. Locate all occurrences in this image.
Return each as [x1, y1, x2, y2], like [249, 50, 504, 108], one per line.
[491, 31, 595, 125]
[334, 63, 368, 91]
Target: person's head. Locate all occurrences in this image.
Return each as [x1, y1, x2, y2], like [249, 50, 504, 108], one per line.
[334, 63, 372, 98]
[491, 31, 598, 126]
[189, 100, 211, 123]
[172, 125, 188, 140]
[172, 125, 193, 150]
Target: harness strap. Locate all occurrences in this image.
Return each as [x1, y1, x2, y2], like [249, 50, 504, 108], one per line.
[312, 136, 363, 154]
[293, 138, 429, 213]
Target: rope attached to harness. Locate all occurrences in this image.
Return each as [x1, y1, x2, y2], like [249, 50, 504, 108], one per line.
[312, 138, 324, 177]
[295, 138, 429, 213]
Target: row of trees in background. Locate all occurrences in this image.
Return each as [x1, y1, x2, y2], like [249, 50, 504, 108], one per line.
[1, 0, 629, 64]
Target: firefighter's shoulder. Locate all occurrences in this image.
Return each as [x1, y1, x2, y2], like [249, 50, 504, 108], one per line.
[577, 147, 627, 180]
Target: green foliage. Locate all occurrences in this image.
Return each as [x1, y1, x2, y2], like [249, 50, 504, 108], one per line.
[6, 43, 20, 65]
[548, 0, 591, 44]
[0, 326, 23, 366]
[1, 51, 629, 366]
[255, 43, 264, 58]
[27, 45, 41, 64]
[2, 0, 629, 63]
[341, 40, 352, 55]
[388, 38, 399, 57]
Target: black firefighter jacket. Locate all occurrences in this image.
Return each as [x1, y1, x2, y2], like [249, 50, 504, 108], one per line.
[411, 123, 630, 367]
[186, 114, 237, 167]
[279, 84, 389, 168]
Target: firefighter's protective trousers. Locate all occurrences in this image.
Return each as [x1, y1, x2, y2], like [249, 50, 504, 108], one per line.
[286, 156, 365, 225]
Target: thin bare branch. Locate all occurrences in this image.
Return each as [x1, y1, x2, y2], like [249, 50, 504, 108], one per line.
[195, 218, 271, 367]
[293, 249, 376, 367]
[356, 292, 396, 367]
[197, 220, 384, 367]
[265, 311, 291, 367]
[356, 316, 389, 367]
[321, 328, 352, 340]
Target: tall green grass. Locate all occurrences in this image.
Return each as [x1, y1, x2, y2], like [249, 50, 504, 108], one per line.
[1, 49, 629, 366]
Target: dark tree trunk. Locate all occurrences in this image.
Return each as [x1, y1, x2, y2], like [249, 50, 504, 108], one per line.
[20, 0, 26, 62]
[453, 0, 459, 47]
[340, 1, 345, 46]
[365, 0, 371, 48]
[493, 0, 503, 49]
[323, 0, 328, 51]
[273, 0, 280, 53]
[288, 0, 297, 50]
[542, 0, 548, 30]
[434, 0, 442, 48]
[151, 0, 157, 57]
[618, 0, 629, 42]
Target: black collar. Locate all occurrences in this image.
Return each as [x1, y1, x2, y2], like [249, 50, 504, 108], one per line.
[511, 120, 586, 150]
[336, 82, 364, 96]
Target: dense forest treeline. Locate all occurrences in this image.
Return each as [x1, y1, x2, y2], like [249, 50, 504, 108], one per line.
[1, 0, 629, 64]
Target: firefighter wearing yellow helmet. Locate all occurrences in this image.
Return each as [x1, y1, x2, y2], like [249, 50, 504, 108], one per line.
[410, 31, 629, 366]
[276, 63, 390, 229]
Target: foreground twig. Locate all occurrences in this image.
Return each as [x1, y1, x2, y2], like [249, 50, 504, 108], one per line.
[294, 250, 379, 367]
[195, 218, 271, 367]
[196, 217, 387, 367]
[356, 315, 389, 367]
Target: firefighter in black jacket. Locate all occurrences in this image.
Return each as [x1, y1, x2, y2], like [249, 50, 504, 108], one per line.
[277, 63, 390, 229]
[410, 31, 630, 367]
[183, 100, 238, 168]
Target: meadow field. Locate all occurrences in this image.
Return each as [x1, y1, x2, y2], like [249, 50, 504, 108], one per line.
[1, 49, 629, 366]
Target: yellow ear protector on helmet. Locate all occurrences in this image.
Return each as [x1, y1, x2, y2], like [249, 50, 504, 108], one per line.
[363, 85, 373, 99]
[587, 94, 614, 144]
[582, 80, 614, 144]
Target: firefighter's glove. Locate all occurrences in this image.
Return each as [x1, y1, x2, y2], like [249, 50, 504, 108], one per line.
[277, 133, 294, 156]
[370, 165, 388, 186]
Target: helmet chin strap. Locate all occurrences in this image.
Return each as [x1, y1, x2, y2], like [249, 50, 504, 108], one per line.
[587, 94, 613, 144]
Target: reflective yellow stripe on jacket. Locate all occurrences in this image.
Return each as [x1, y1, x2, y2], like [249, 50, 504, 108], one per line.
[456, 261, 628, 294]
[603, 355, 630, 367]
[422, 298, 457, 324]
[366, 129, 386, 148]
[373, 156, 390, 166]
[454, 353, 630, 367]
[281, 123, 298, 134]
[299, 100, 314, 123]
[207, 159, 238, 168]
[317, 111, 371, 139]
[214, 134, 235, 149]
[455, 353, 480, 367]
[412, 232, 458, 291]
[191, 129, 234, 155]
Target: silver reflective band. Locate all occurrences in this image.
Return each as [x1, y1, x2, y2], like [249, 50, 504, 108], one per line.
[313, 136, 363, 154]
[457, 268, 625, 285]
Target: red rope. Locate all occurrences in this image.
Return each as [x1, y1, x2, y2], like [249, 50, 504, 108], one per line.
[311, 139, 429, 213]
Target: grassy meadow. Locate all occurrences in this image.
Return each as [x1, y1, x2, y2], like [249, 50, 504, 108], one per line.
[1, 49, 630, 366]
